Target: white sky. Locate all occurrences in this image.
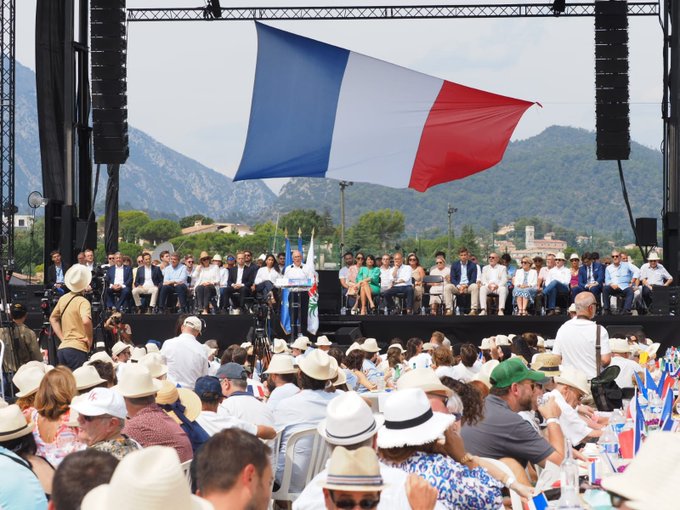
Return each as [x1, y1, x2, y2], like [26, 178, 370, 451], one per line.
[16, 1, 663, 193]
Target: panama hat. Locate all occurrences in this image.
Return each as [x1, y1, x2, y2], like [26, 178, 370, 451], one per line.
[320, 446, 388, 492]
[114, 364, 163, 398]
[494, 334, 510, 346]
[554, 366, 591, 396]
[377, 388, 456, 449]
[480, 337, 492, 350]
[14, 366, 46, 398]
[317, 391, 385, 446]
[112, 341, 131, 358]
[472, 360, 500, 389]
[87, 351, 115, 366]
[139, 353, 168, 378]
[211, 254, 222, 262]
[155, 381, 201, 423]
[346, 342, 361, 355]
[71, 387, 127, 420]
[81, 446, 212, 510]
[387, 344, 406, 354]
[332, 369, 347, 387]
[198, 251, 210, 261]
[647, 252, 660, 261]
[555, 252, 566, 260]
[264, 354, 298, 375]
[0, 404, 34, 441]
[298, 349, 336, 381]
[531, 353, 562, 377]
[130, 346, 147, 363]
[290, 336, 310, 351]
[361, 338, 381, 353]
[64, 264, 92, 293]
[73, 365, 107, 391]
[272, 338, 291, 354]
[315, 335, 333, 347]
[396, 367, 453, 397]
[422, 342, 435, 352]
[609, 338, 633, 354]
[570, 253, 580, 260]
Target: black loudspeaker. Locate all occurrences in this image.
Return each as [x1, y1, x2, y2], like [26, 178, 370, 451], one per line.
[75, 220, 98, 252]
[635, 217, 658, 247]
[91, 0, 128, 164]
[595, 0, 630, 160]
[334, 326, 363, 345]
[648, 286, 680, 315]
[9, 285, 46, 313]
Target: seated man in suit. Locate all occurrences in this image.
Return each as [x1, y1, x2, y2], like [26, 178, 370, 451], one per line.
[46, 250, 69, 295]
[158, 252, 189, 312]
[132, 252, 163, 313]
[450, 247, 480, 315]
[225, 252, 256, 312]
[105, 252, 133, 311]
[603, 250, 638, 315]
[479, 253, 509, 316]
[571, 252, 605, 303]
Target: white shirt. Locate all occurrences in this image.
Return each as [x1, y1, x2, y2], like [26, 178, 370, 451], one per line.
[408, 352, 432, 370]
[195, 410, 258, 437]
[391, 264, 413, 287]
[481, 264, 507, 287]
[219, 391, 275, 427]
[546, 389, 592, 445]
[380, 266, 393, 290]
[255, 266, 280, 286]
[447, 362, 479, 383]
[140, 266, 154, 288]
[191, 265, 220, 286]
[553, 318, 611, 379]
[112, 265, 125, 287]
[434, 365, 457, 379]
[639, 263, 672, 286]
[610, 356, 643, 389]
[267, 382, 300, 411]
[548, 266, 571, 285]
[160, 333, 209, 390]
[284, 263, 314, 280]
[459, 261, 470, 285]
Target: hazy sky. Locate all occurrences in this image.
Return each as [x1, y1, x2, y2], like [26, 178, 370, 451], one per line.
[17, 1, 663, 193]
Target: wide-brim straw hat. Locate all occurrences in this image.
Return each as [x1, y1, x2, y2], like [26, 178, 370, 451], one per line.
[14, 366, 47, 398]
[647, 252, 660, 261]
[212, 254, 222, 262]
[114, 364, 163, 398]
[264, 354, 297, 375]
[298, 349, 337, 381]
[155, 380, 201, 423]
[332, 369, 347, 387]
[290, 336, 310, 351]
[130, 347, 147, 362]
[272, 338, 291, 354]
[0, 404, 34, 441]
[317, 391, 385, 446]
[315, 335, 333, 347]
[64, 264, 93, 293]
[480, 337, 492, 350]
[145, 343, 160, 354]
[320, 446, 389, 492]
[377, 388, 456, 449]
[87, 351, 115, 366]
[387, 344, 406, 354]
[140, 353, 169, 379]
[494, 334, 510, 346]
[396, 368, 453, 397]
[531, 353, 562, 377]
[346, 342, 361, 355]
[73, 365, 107, 391]
[609, 338, 632, 354]
[198, 251, 210, 261]
[81, 446, 212, 510]
[554, 366, 591, 396]
[361, 338, 381, 353]
[112, 341, 131, 357]
[472, 360, 500, 389]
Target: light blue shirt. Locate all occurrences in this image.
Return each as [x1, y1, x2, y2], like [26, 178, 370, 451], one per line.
[0, 447, 48, 510]
[460, 262, 469, 285]
[163, 263, 187, 284]
[605, 262, 638, 290]
[360, 358, 384, 393]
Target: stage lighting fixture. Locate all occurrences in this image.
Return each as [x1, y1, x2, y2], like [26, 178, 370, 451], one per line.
[552, 0, 566, 16]
[207, 0, 222, 19]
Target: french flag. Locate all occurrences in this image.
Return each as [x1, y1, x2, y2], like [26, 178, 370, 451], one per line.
[235, 23, 537, 192]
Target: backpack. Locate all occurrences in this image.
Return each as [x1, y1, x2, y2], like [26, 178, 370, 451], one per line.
[591, 324, 623, 411]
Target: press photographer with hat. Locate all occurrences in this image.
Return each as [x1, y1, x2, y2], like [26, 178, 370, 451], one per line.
[49, 265, 94, 370]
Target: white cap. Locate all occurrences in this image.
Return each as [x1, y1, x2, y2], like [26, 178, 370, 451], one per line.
[183, 316, 203, 333]
[71, 387, 128, 419]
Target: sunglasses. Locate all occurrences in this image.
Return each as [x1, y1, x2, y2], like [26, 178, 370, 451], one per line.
[436, 261, 445, 264]
[331, 493, 380, 509]
[612, 255, 620, 258]
[80, 414, 109, 422]
[522, 261, 531, 265]
[356, 256, 364, 260]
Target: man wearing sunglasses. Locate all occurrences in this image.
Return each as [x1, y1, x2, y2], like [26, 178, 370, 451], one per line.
[602, 250, 638, 315]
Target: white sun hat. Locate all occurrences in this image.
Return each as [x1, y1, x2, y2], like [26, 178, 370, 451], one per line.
[264, 354, 298, 375]
[377, 388, 456, 449]
[13, 366, 47, 398]
[87, 351, 115, 366]
[130, 347, 147, 363]
[472, 360, 500, 389]
[317, 391, 385, 446]
[64, 265, 92, 293]
[361, 338, 381, 353]
[396, 368, 453, 397]
[298, 349, 336, 381]
[554, 366, 591, 396]
[272, 338, 291, 354]
[315, 335, 333, 347]
[320, 446, 389, 492]
[114, 364, 163, 398]
[0, 404, 34, 441]
[73, 365, 107, 391]
[112, 341, 131, 358]
[290, 336, 310, 351]
[139, 353, 168, 379]
[346, 342, 361, 355]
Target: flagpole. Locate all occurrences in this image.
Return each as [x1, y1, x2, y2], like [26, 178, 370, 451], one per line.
[272, 211, 280, 254]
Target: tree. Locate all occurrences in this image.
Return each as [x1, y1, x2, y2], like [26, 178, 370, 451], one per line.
[455, 225, 480, 257]
[279, 209, 335, 239]
[179, 214, 214, 228]
[138, 219, 181, 245]
[118, 211, 151, 243]
[346, 209, 405, 253]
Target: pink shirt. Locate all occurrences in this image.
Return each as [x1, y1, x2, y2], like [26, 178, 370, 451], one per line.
[122, 404, 193, 462]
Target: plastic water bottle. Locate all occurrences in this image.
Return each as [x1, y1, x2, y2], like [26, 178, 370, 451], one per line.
[383, 305, 388, 316]
[394, 365, 401, 382]
[598, 426, 619, 455]
[647, 392, 663, 432]
[558, 439, 582, 509]
[340, 305, 347, 316]
[420, 306, 426, 315]
[609, 409, 625, 435]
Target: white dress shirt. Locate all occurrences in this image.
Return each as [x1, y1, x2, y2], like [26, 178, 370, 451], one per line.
[219, 391, 275, 427]
[255, 266, 280, 286]
[284, 263, 314, 280]
[140, 266, 155, 288]
[195, 410, 258, 437]
[266, 382, 300, 411]
[546, 389, 592, 445]
[391, 264, 413, 287]
[481, 264, 507, 286]
[160, 333, 209, 390]
[191, 265, 220, 286]
[380, 266, 394, 290]
[548, 266, 571, 285]
[112, 265, 126, 287]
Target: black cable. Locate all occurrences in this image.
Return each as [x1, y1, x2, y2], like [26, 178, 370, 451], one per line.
[79, 163, 101, 254]
[616, 159, 646, 260]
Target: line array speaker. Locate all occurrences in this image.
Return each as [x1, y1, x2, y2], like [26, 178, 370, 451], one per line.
[91, 0, 129, 164]
[635, 217, 657, 247]
[594, 0, 630, 161]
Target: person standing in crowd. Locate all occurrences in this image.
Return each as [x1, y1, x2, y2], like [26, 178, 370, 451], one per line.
[161, 316, 209, 391]
[1, 303, 42, 374]
[49, 265, 93, 370]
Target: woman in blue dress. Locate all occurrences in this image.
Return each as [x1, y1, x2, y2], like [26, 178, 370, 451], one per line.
[513, 257, 538, 315]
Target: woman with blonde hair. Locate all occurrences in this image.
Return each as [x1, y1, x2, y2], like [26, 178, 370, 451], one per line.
[30, 366, 84, 466]
[513, 257, 538, 316]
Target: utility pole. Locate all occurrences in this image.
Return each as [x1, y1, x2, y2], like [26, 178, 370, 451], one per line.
[339, 180, 353, 249]
[447, 203, 457, 256]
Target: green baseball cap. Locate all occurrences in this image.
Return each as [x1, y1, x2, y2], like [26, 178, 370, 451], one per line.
[490, 358, 546, 388]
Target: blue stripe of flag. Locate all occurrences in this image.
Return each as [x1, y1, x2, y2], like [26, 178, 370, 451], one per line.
[280, 237, 292, 334]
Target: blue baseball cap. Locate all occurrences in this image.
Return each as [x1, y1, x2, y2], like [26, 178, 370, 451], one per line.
[194, 376, 222, 401]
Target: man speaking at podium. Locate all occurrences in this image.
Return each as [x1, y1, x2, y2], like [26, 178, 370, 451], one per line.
[284, 250, 315, 334]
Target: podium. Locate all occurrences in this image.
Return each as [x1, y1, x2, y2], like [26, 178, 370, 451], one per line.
[277, 278, 313, 340]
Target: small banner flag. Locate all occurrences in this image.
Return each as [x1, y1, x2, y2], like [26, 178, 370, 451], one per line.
[634, 372, 648, 400]
[634, 394, 645, 455]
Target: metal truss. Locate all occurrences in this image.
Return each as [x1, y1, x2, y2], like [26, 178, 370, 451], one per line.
[0, 0, 14, 266]
[127, 2, 659, 22]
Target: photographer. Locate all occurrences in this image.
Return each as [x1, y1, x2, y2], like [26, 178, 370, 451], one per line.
[0, 303, 42, 373]
[49, 265, 93, 370]
[104, 311, 132, 345]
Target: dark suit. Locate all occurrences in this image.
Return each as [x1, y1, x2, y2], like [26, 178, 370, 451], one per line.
[224, 265, 257, 309]
[134, 265, 163, 287]
[571, 262, 605, 301]
[450, 261, 478, 286]
[133, 265, 163, 308]
[46, 263, 69, 290]
[105, 265, 133, 310]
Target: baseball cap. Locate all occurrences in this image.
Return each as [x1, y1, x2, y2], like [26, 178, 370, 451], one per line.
[194, 376, 222, 401]
[216, 362, 247, 381]
[71, 387, 127, 419]
[490, 358, 546, 388]
[182, 316, 203, 334]
[10, 303, 27, 319]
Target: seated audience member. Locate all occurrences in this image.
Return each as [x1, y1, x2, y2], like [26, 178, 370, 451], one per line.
[360, 338, 385, 387]
[117, 364, 193, 463]
[158, 253, 189, 313]
[275, 350, 340, 492]
[405, 337, 431, 370]
[263, 354, 300, 411]
[608, 338, 643, 396]
[382, 252, 414, 314]
[254, 254, 280, 304]
[338, 251, 356, 308]
[104, 253, 132, 312]
[50, 449, 119, 510]
[13, 363, 50, 416]
[637, 252, 673, 311]
[46, 250, 68, 294]
[194, 429, 272, 510]
[72, 388, 140, 460]
[396, 368, 454, 414]
[132, 252, 162, 313]
[447, 344, 480, 383]
[344, 349, 378, 392]
[1, 303, 43, 373]
[543, 252, 570, 315]
[513, 257, 538, 316]
[603, 250, 638, 315]
[217, 363, 275, 429]
[407, 253, 426, 313]
[0, 404, 54, 499]
[192, 251, 221, 315]
[378, 388, 504, 509]
[432, 346, 456, 380]
[296, 391, 442, 510]
[428, 255, 455, 315]
[161, 316, 209, 391]
[225, 252, 256, 312]
[378, 254, 393, 296]
[80, 446, 210, 510]
[450, 247, 480, 315]
[357, 254, 381, 315]
[439, 376, 487, 426]
[194, 376, 275, 439]
[315, 335, 333, 352]
[460, 358, 566, 473]
[479, 252, 509, 316]
[571, 251, 605, 303]
[155, 380, 210, 453]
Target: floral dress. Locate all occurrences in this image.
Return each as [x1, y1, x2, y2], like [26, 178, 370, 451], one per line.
[92, 435, 142, 460]
[31, 409, 85, 467]
[385, 451, 504, 509]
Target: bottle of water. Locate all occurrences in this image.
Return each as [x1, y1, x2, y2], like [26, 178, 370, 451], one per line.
[340, 305, 347, 316]
[383, 305, 389, 316]
[609, 409, 625, 435]
[558, 439, 582, 509]
[598, 426, 619, 455]
[420, 306, 426, 315]
[647, 392, 663, 432]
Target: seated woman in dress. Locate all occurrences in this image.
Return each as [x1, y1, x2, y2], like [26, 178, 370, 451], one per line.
[356, 254, 381, 315]
[254, 253, 280, 305]
[407, 253, 426, 312]
[513, 257, 538, 316]
[191, 251, 221, 314]
[347, 252, 364, 313]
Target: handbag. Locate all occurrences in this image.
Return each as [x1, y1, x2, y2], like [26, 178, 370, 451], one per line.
[590, 324, 623, 411]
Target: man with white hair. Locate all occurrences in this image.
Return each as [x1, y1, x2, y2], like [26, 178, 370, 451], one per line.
[284, 250, 315, 332]
[160, 316, 209, 390]
[636, 252, 673, 311]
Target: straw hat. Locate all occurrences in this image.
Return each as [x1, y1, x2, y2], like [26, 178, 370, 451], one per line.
[387, 344, 406, 354]
[346, 342, 361, 355]
[130, 347, 147, 363]
[647, 252, 660, 261]
[139, 353, 168, 379]
[554, 366, 591, 396]
[361, 338, 381, 353]
[112, 341, 131, 357]
[15, 361, 52, 375]
[198, 251, 210, 261]
[155, 381, 201, 423]
[298, 349, 336, 381]
[212, 254, 222, 262]
[64, 264, 92, 293]
[145, 342, 160, 354]
[87, 351, 115, 366]
[264, 354, 297, 375]
[396, 368, 453, 397]
[377, 388, 456, 449]
[71, 387, 127, 420]
[272, 338, 290, 354]
[555, 252, 566, 261]
[531, 353, 562, 377]
[320, 446, 388, 492]
[480, 337, 492, 350]
[114, 364, 163, 398]
[422, 342, 434, 352]
[290, 336, 310, 351]
[570, 253, 580, 260]
[333, 369, 347, 387]
[73, 365, 107, 391]
[315, 335, 332, 347]
[14, 366, 46, 398]
[494, 334, 510, 346]
[0, 404, 34, 441]
[318, 391, 385, 446]
[472, 360, 500, 389]
[81, 446, 212, 510]
[609, 338, 632, 354]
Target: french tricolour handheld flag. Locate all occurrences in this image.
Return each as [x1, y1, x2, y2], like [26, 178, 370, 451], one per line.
[234, 23, 537, 192]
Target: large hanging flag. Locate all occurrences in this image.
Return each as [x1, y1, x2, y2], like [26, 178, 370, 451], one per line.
[234, 23, 537, 192]
[305, 230, 318, 335]
[280, 235, 292, 334]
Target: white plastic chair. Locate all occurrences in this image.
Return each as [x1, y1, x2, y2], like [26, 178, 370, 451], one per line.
[0, 339, 5, 401]
[479, 457, 523, 510]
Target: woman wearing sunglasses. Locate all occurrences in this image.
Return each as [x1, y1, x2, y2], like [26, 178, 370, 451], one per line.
[513, 258, 538, 316]
[407, 253, 426, 313]
[356, 254, 381, 315]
